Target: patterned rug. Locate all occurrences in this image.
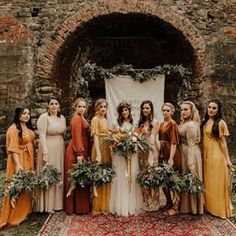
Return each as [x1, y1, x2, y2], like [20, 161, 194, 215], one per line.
[39, 211, 236, 236]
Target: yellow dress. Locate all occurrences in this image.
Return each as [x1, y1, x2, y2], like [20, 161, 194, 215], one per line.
[0, 124, 35, 228]
[203, 119, 232, 218]
[91, 116, 111, 214]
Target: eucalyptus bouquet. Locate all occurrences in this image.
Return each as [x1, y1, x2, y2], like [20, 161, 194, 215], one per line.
[38, 164, 61, 189]
[104, 130, 150, 161]
[5, 170, 37, 199]
[69, 162, 94, 188]
[92, 163, 116, 186]
[181, 173, 204, 195]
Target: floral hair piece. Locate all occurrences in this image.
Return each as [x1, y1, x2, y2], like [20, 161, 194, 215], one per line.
[116, 102, 132, 113]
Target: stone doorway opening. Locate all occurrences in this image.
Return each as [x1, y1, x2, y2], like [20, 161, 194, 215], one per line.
[50, 13, 196, 116]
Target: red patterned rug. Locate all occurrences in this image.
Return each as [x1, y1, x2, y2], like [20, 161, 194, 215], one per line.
[39, 211, 236, 236]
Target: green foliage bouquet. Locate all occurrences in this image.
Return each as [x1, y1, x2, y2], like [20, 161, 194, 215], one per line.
[5, 170, 37, 199]
[38, 164, 61, 189]
[230, 169, 236, 195]
[181, 173, 204, 195]
[69, 162, 94, 188]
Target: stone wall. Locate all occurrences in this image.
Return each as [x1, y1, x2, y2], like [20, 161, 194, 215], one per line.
[0, 0, 235, 167]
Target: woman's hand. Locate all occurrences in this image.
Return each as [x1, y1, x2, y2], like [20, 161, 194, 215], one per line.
[77, 155, 83, 163]
[96, 154, 102, 163]
[168, 158, 174, 167]
[227, 160, 234, 170]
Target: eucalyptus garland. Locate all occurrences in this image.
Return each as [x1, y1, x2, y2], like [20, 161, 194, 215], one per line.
[37, 164, 61, 189]
[72, 62, 192, 105]
[4, 170, 37, 199]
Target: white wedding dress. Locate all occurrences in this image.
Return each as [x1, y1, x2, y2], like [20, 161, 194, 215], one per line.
[109, 122, 143, 216]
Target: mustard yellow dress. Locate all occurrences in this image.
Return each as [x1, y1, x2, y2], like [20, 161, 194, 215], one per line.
[203, 119, 232, 218]
[91, 116, 111, 214]
[0, 124, 35, 228]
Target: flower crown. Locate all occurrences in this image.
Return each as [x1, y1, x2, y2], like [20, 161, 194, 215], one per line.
[116, 102, 132, 113]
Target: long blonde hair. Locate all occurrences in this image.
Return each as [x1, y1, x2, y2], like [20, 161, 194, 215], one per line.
[95, 98, 107, 116]
[72, 98, 87, 116]
[181, 101, 200, 124]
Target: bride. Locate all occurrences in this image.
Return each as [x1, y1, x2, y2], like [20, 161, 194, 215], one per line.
[109, 102, 143, 216]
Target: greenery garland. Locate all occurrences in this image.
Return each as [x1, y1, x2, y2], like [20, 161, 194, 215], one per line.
[230, 170, 236, 195]
[37, 164, 61, 189]
[5, 170, 37, 199]
[72, 62, 192, 105]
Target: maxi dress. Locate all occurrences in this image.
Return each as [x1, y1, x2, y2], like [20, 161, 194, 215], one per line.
[0, 124, 35, 228]
[36, 113, 66, 213]
[91, 116, 112, 214]
[137, 119, 159, 211]
[109, 122, 143, 216]
[179, 121, 204, 214]
[64, 115, 90, 215]
[203, 119, 232, 218]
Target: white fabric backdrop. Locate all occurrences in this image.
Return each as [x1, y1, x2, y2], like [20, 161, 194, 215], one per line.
[105, 75, 165, 127]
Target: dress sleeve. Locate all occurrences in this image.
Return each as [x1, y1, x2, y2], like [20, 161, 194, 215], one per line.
[7, 125, 20, 154]
[170, 121, 180, 145]
[186, 123, 198, 166]
[71, 116, 84, 156]
[37, 114, 48, 155]
[91, 117, 99, 136]
[219, 120, 229, 137]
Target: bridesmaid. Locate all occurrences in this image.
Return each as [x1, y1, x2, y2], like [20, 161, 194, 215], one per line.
[137, 100, 160, 211]
[159, 102, 182, 216]
[201, 99, 233, 218]
[179, 101, 204, 215]
[36, 96, 66, 213]
[109, 102, 143, 216]
[0, 107, 35, 228]
[65, 98, 90, 215]
[91, 98, 111, 215]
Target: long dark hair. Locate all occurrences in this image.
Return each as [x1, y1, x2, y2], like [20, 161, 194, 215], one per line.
[201, 99, 223, 138]
[138, 100, 154, 129]
[116, 102, 133, 126]
[47, 96, 61, 117]
[13, 107, 33, 138]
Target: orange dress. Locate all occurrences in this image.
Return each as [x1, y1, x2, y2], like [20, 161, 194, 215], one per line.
[0, 124, 35, 228]
[64, 115, 90, 215]
[159, 119, 182, 170]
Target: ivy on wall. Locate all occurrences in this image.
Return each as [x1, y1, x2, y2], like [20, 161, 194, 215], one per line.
[71, 62, 192, 106]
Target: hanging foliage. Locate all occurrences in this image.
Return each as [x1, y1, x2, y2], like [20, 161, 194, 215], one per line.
[71, 62, 192, 105]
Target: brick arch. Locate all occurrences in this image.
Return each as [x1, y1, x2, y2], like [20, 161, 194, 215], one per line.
[36, 0, 206, 80]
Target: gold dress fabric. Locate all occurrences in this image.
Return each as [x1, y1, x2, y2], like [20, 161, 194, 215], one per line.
[203, 119, 232, 218]
[91, 116, 111, 214]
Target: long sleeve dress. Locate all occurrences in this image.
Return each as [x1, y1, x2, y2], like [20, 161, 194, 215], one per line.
[91, 116, 111, 215]
[137, 119, 160, 211]
[36, 113, 66, 213]
[203, 119, 232, 218]
[109, 122, 143, 216]
[0, 124, 35, 228]
[179, 121, 204, 214]
[64, 115, 90, 215]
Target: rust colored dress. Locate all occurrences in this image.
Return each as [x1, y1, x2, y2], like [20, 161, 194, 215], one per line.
[91, 116, 111, 215]
[64, 115, 90, 215]
[159, 119, 182, 170]
[0, 124, 35, 228]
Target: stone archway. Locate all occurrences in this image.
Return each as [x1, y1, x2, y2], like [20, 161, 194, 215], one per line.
[35, 0, 207, 116]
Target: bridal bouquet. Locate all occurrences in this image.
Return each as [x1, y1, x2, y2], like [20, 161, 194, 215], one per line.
[104, 130, 150, 161]
[37, 164, 61, 189]
[230, 169, 236, 195]
[181, 173, 204, 195]
[5, 170, 37, 200]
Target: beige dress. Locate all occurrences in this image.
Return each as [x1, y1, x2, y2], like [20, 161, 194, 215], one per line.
[179, 121, 204, 214]
[36, 113, 66, 212]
